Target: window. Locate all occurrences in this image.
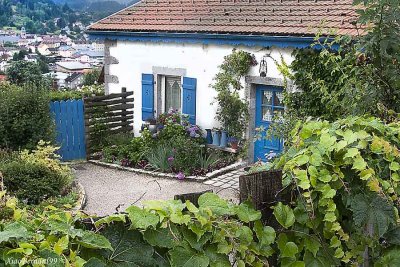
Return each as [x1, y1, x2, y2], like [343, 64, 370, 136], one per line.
[158, 75, 182, 113]
[164, 76, 181, 111]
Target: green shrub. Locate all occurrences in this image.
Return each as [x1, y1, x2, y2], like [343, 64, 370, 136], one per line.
[0, 142, 73, 204]
[169, 135, 204, 174]
[103, 137, 144, 166]
[0, 84, 54, 150]
[1, 161, 70, 204]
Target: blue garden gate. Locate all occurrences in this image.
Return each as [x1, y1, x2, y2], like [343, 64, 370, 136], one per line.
[50, 100, 86, 161]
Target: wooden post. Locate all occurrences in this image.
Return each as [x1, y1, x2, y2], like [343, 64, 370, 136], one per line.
[121, 87, 128, 132]
[239, 170, 288, 226]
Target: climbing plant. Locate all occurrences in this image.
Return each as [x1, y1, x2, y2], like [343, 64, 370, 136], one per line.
[212, 49, 257, 138]
[270, 116, 400, 266]
[0, 193, 275, 266]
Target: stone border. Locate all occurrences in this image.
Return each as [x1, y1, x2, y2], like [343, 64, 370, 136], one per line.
[73, 181, 87, 211]
[88, 160, 247, 182]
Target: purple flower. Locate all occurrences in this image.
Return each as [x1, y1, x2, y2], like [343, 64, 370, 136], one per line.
[168, 156, 174, 163]
[176, 172, 185, 180]
[189, 131, 196, 137]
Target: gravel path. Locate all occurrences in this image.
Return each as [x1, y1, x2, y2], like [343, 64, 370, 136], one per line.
[73, 163, 239, 216]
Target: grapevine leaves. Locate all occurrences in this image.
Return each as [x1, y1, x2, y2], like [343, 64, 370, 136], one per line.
[273, 202, 295, 229]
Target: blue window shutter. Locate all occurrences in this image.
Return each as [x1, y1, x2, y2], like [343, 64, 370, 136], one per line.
[182, 77, 197, 125]
[141, 74, 154, 121]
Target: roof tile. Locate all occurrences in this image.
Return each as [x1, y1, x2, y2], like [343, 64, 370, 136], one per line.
[88, 0, 361, 36]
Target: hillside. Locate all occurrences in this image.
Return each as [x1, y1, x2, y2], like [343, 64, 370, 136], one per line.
[0, 0, 85, 34]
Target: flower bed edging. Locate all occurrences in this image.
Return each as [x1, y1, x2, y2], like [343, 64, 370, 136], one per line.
[88, 160, 247, 182]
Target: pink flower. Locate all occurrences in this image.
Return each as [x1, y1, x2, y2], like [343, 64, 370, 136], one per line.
[168, 156, 174, 163]
[176, 172, 185, 180]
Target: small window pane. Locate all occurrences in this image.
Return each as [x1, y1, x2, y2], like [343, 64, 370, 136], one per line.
[262, 91, 273, 105]
[274, 91, 284, 106]
[262, 106, 273, 122]
[165, 76, 181, 111]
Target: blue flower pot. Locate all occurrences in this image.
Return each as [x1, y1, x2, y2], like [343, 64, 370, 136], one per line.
[212, 131, 220, 146]
[220, 131, 228, 148]
[205, 129, 213, 144]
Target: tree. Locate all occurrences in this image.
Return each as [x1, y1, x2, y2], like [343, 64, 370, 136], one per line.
[281, 0, 400, 122]
[6, 61, 49, 87]
[83, 69, 101, 86]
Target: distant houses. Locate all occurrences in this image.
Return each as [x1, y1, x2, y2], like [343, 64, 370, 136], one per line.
[0, 29, 104, 89]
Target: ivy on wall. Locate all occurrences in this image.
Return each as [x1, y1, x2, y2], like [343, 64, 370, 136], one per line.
[212, 49, 257, 138]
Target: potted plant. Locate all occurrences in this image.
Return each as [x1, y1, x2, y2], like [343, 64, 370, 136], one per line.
[229, 136, 239, 150]
[146, 118, 158, 133]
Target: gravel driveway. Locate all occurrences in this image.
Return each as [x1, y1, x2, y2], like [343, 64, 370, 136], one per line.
[73, 163, 239, 216]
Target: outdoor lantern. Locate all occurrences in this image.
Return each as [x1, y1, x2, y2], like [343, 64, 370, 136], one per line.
[259, 55, 268, 77]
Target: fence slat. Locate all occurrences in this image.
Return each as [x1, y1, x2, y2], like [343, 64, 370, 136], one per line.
[77, 100, 86, 159]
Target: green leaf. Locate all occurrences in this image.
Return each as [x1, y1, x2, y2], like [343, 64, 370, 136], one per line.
[204, 244, 231, 267]
[352, 156, 367, 171]
[234, 201, 262, 223]
[319, 133, 337, 151]
[0, 222, 29, 243]
[37, 249, 64, 267]
[293, 168, 310, 189]
[281, 242, 298, 258]
[254, 220, 276, 246]
[344, 148, 359, 158]
[169, 245, 210, 267]
[350, 194, 395, 237]
[78, 232, 113, 250]
[375, 248, 400, 267]
[309, 152, 322, 166]
[84, 258, 107, 267]
[94, 214, 126, 227]
[143, 227, 176, 248]
[126, 206, 159, 229]
[182, 227, 212, 251]
[304, 238, 321, 257]
[198, 193, 232, 216]
[303, 251, 333, 267]
[390, 162, 400, 171]
[54, 235, 68, 255]
[273, 202, 295, 229]
[294, 155, 309, 166]
[235, 226, 253, 245]
[99, 222, 157, 266]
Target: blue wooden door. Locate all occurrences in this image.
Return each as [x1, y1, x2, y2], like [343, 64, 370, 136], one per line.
[254, 85, 284, 161]
[50, 100, 86, 161]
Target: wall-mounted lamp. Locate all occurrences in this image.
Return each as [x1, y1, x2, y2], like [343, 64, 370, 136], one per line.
[259, 49, 272, 77]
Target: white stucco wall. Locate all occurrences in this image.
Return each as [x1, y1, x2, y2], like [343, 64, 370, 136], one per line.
[107, 40, 294, 136]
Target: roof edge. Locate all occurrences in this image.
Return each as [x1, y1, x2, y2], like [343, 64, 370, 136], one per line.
[87, 31, 334, 49]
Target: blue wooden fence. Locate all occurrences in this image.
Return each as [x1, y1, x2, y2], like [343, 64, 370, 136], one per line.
[50, 100, 86, 161]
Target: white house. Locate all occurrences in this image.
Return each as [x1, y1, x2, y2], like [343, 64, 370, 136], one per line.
[88, 0, 359, 162]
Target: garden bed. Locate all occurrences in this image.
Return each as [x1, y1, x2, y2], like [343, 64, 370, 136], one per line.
[94, 109, 244, 179]
[89, 159, 246, 181]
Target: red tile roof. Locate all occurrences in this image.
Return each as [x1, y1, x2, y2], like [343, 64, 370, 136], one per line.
[88, 0, 361, 36]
